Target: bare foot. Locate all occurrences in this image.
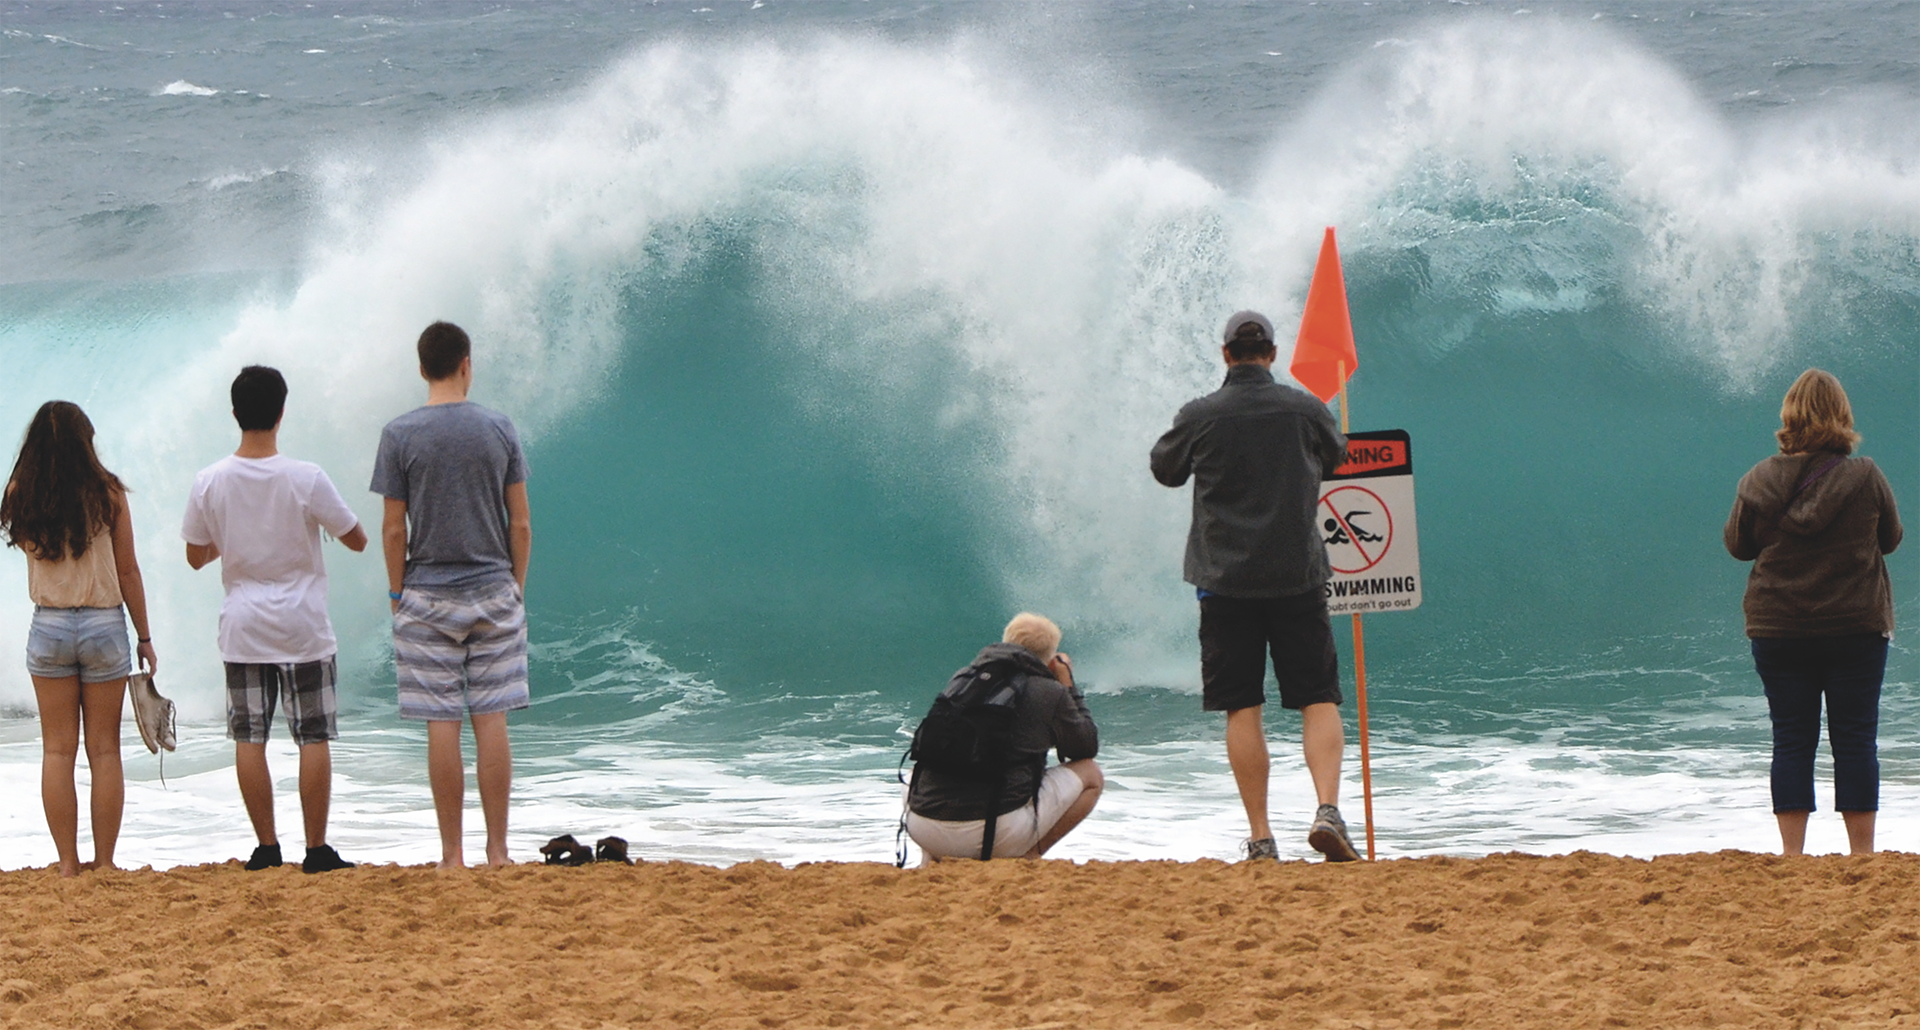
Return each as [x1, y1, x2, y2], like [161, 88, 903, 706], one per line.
[58, 862, 82, 878]
[436, 857, 466, 872]
[485, 847, 513, 868]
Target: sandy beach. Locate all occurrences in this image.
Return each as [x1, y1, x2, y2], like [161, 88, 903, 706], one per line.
[1, 849, 1915, 1029]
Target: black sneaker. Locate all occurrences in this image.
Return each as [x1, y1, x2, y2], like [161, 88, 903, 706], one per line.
[1243, 837, 1280, 861]
[1308, 804, 1360, 863]
[302, 844, 355, 874]
[245, 844, 283, 871]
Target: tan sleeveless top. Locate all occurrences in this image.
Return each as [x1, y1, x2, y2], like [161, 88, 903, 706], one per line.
[27, 528, 123, 609]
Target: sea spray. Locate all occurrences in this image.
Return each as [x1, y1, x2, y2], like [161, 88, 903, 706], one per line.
[4, 24, 1915, 704]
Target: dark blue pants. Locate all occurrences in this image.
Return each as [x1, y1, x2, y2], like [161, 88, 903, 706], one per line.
[1751, 634, 1887, 813]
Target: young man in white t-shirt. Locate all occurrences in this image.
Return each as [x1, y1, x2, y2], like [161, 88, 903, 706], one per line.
[182, 366, 369, 873]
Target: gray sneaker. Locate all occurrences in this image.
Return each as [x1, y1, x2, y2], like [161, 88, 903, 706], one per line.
[1243, 837, 1280, 861]
[1308, 804, 1360, 863]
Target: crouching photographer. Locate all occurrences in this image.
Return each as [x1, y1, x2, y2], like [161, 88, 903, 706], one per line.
[902, 613, 1102, 863]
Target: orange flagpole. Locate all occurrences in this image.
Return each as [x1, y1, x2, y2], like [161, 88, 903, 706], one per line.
[1297, 229, 1372, 860]
[1337, 359, 1377, 861]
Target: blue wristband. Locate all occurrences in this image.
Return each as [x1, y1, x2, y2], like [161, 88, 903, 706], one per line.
[388, 590, 403, 601]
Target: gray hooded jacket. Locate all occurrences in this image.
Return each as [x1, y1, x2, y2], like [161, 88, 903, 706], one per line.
[1724, 452, 1902, 638]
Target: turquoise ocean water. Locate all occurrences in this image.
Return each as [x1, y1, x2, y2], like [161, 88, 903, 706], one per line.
[0, 1, 1915, 869]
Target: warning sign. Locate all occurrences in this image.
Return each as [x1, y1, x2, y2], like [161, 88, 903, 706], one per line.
[1320, 429, 1421, 615]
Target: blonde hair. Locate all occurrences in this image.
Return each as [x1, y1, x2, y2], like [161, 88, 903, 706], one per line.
[1002, 612, 1062, 664]
[1776, 368, 1860, 455]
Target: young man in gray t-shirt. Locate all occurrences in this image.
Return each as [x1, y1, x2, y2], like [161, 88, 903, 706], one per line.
[370, 321, 531, 869]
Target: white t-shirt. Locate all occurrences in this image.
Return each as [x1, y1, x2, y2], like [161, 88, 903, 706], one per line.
[181, 454, 361, 664]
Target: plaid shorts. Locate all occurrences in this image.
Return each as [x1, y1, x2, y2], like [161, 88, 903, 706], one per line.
[226, 656, 339, 746]
[392, 580, 530, 721]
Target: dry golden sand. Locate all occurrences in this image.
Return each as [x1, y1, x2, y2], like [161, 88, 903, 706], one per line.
[1, 850, 1917, 1029]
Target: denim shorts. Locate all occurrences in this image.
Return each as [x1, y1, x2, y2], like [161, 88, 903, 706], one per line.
[26, 605, 132, 684]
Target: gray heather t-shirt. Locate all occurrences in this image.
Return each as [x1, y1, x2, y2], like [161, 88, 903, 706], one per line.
[370, 401, 528, 590]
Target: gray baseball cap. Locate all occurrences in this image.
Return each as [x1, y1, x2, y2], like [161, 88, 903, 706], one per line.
[1222, 310, 1274, 343]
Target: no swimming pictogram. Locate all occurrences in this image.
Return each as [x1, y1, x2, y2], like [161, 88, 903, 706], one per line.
[1321, 484, 1392, 574]
[1320, 429, 1422, 614]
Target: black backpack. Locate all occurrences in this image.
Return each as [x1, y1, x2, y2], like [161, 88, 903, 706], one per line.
[901, 655, 1037, 862]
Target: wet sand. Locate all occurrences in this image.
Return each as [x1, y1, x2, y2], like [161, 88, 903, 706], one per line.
[2, 850, 1916, 1029]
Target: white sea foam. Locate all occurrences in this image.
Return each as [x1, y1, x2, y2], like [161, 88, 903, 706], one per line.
[200, 167, 287, 190]
[158, 80, 220, 97]
[40, 34, 109, 51]
[2, 713, 1909, 871]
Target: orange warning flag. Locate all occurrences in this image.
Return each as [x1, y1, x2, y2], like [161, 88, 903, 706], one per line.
[1289, 226, 1358, 403]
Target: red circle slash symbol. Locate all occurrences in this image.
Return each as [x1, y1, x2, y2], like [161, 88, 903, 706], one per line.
[1320, 485, 1393, 574]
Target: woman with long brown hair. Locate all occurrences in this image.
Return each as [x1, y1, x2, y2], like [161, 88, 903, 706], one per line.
[0, 401, 157, 876]
[1725, 369, 1902, 856]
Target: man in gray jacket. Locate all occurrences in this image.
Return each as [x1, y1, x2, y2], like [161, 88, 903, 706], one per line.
[1151, 310, 1357, 862]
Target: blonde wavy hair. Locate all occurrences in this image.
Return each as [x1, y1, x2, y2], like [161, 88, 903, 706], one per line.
[1002, 612, 1061, 664]
[1776, 368, 1860, 455]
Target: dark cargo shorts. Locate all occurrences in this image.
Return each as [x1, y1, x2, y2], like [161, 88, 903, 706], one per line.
[1199, 590, 1342, 712]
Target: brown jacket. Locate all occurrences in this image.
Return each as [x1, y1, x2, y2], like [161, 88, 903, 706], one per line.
[1724, 452, 1902, 638]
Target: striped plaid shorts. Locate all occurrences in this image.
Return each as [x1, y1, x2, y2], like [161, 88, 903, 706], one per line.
[392, 581, 530, 721]
[226, 656, 339, 746]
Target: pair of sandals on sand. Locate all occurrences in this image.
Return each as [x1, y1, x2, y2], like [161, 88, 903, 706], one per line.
[540, 834, 634, 865]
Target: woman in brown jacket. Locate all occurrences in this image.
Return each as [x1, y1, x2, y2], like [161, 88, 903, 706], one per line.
[1725, 369, 1901, 856]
